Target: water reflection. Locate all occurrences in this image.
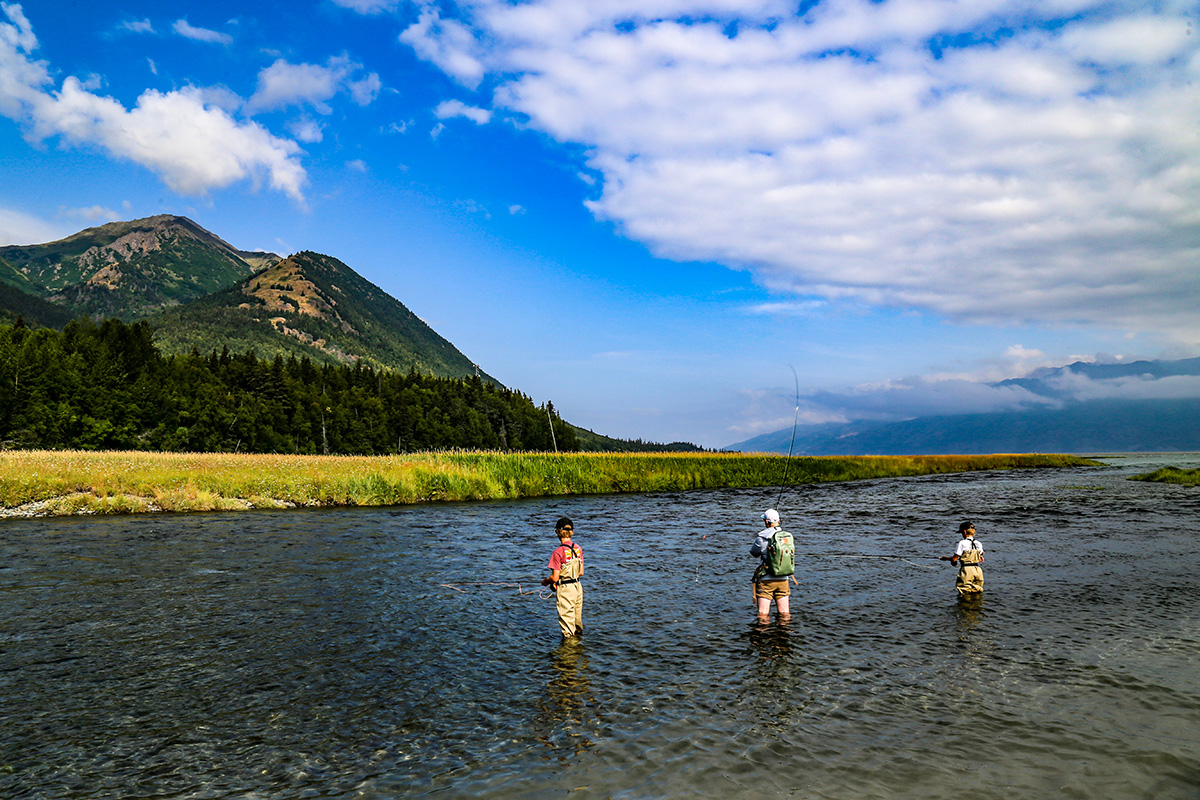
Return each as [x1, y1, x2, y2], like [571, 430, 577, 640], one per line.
[536, 639, 596, 758]
[746, 619, 795, 663]
[954, 593, 985, 632]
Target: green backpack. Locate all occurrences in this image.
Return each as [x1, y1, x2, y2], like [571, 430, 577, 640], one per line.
[766, 529, 795, 576]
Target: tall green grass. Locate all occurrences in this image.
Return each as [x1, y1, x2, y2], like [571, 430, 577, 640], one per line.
[1129, 466, 1200, 486]
[0, 450, 1102, 517]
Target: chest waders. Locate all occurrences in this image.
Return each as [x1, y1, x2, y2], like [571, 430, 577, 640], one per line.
[555, 545, 583, 637]
[956, 539, 984, 596]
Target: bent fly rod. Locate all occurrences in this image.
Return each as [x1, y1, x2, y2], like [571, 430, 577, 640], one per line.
[774, 365, 801, 510]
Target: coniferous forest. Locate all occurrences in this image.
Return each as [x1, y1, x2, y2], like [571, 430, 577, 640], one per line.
[0, 317, 578, 454]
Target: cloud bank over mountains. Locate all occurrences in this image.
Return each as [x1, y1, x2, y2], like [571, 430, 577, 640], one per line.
[733, 354, 1200, 438]
[395, 0, 1200, 340]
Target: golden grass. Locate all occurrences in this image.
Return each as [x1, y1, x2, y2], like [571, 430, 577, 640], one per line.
[0, 450, 1102, 517]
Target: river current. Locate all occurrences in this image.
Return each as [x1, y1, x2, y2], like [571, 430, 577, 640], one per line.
[2, 454, 1198, 799]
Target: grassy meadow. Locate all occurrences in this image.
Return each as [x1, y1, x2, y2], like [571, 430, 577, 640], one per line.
[0, 450, 1102, 517]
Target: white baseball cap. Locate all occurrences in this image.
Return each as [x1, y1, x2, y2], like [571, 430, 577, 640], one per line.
[762, 508, 780, 524]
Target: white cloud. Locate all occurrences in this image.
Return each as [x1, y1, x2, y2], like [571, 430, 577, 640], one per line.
[399, 7, 485, 89]
[44, 80, 306, 199]
[1044, 372, 1200, 402]
[246, 56, 381, 115]
[331, 0, 398, 13]
[508, 204, 525, 215]
[434, 99, 491, 124]
[121, 19, 154, 35]
[398, 0, 1200, 342]
[748, 300, 827, 316]
[58, 204, 121, 222]
[0, 206, 69, 245]
[0, 5, 306, 201]
[346, 159, 368, 172]
[172, 19, 233, 45]
[287, 117, 324, 143]
[1059, 14, 1195, 66]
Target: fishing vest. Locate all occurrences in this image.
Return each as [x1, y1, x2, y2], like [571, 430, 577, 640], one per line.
[959, 539, 983, 568]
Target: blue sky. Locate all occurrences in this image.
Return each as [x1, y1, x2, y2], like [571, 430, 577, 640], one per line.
[1, 0, 1198, 448]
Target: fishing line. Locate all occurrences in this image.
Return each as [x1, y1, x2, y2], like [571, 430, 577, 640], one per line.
[774, 365, 801, 511]
[803, 553, 941, 570]
[440, 581, 554, 599]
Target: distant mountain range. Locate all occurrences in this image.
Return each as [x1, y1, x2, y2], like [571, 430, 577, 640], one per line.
[727, 357, 1200, 455]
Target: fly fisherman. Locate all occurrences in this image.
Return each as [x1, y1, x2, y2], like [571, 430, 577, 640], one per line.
[940, 520, 984, 597]
[750, 508, 795, 621]
[542, 516, 584, 638]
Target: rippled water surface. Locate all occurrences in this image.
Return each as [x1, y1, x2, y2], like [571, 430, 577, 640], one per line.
[3, 454, 1199, 799]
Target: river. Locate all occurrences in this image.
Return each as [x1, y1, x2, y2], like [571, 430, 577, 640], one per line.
[1, 453, 1198, 799]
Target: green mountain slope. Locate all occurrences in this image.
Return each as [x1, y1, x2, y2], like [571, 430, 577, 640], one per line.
[149, 250, 496, 382]
[0, 215, 280, 319]
[0, 281, 78, 328]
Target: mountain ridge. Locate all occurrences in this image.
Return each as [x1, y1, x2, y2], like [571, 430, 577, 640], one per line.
[0, 215, 494, 382]
[148, 249, 497, 381]
[0, 215, 280, 319]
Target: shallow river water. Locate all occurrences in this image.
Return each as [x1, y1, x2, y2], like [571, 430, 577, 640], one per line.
[2, 454, 1199, 799]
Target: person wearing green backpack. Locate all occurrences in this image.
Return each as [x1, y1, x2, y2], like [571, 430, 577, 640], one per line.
[750, 508, 796, 621]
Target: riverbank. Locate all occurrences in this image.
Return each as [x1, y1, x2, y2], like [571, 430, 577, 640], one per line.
[0, 450, 1101, 518]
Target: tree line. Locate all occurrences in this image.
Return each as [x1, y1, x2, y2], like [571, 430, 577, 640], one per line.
[0, 317, 579, 454]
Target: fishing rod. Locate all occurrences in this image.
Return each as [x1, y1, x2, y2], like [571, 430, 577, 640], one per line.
[774, 365, 801, 510]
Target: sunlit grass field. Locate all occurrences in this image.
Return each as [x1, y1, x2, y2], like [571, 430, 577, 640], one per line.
[0, 450, 1101, 517]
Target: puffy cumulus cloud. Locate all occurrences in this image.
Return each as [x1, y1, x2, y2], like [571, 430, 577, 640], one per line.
[39, 80, 306, 199]
[246, 56, 381, 115]
[434, 99, 491, 124]
[399, 0, 1200, 340]
[399, 7, 486, 88]
[0, 5, 306, 201]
